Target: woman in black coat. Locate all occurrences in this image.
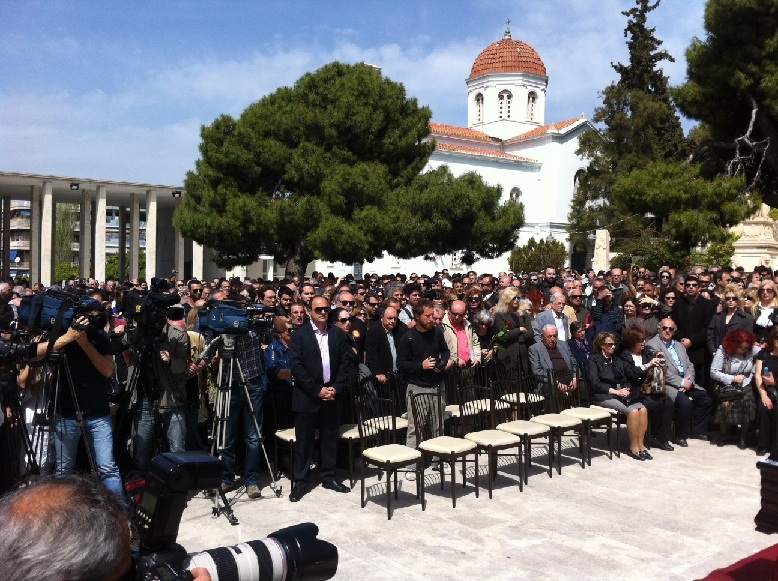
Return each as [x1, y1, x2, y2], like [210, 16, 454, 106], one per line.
[708, 284, 755, 355]
[618, 325, 675, 451]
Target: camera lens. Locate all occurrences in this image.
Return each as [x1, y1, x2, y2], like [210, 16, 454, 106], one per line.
[186, 523, 337, 581]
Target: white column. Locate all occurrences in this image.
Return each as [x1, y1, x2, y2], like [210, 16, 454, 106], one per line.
[266, 257, 275, 281]
[173, 198, 185, 276]
[2, 197, 10, 281]
[118, 206, 127, 281]
[94, 185, 107, 283]
[40, 181, 54, 287]
[192, 242, 204, 280]
[145, 189, 157, 280]
[79, 190, 92, 279]
[30, 186, 41, 284]
[130, 194, 140, 279]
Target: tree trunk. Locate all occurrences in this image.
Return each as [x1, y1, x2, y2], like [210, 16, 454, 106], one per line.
[284, 240, 313, 279]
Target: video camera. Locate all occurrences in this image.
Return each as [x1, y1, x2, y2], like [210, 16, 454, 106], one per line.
[17, 289, 105, 333]
[123, 277, 182, 338]
[133, 451, 338, 581]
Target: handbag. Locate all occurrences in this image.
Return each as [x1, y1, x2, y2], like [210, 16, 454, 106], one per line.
[713, 353, 748, 402]
[641, 361, 667, 395]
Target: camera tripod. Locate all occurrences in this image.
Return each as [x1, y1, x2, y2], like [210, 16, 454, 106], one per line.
[210, 334, 283, 505]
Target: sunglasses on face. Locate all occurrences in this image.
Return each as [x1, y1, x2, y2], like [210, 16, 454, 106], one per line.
[724, 296, 738, 301]
[341, 300, 355, 306]
[313, 307, 329, 314]
[603, 342, 616, 347]
[337, 317, 350, 323]
[660, 326, 676, 331]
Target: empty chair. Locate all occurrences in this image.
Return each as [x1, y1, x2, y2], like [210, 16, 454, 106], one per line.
[356, 394, 424, 520]
[410, 390, 479, 508]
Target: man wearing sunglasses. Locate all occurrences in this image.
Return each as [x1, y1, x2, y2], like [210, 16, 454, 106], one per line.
[647, 318, 714, 446]
[289, 296, 352, 502]
[671, 274, 717, 401]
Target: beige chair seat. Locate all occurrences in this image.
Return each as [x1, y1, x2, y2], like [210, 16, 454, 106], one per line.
[339, 424, 378, 440]
[418, 435, 477, 455]
[276, 427, 318, 443]
[497, 420, 551, 437]
[475, 399, 511, 412]
[464, 429, 522, 447]
[529, 414, 582, 429]
[590, 405, 619, 415]
[362, 443, 422, 464]
[364, 416, 409, 430]
[561, 407, 612, 422]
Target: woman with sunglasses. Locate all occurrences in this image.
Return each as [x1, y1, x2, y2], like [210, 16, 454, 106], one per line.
[658, 287, 678, 318]
[588, 331, 651, 460]
[464, 287, 484, 322]
[329, 308, 360, 370]
[626, 295, 660, 340]
[707, 284, 754, 355]
[751, 280, 778, 344]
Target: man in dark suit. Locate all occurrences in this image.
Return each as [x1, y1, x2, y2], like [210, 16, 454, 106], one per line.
[289, 295, 353, 501]
[672, 274, 717, 397]
[365, 306, 403, 384]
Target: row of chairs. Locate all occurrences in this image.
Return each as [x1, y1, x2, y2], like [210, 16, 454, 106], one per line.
[353, 363, 621, 519]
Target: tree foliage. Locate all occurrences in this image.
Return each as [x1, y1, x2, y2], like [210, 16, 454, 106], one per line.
[568, 0, 751, 267]
[175, 62, 524, 276]
[55, 203, 78, 273]
[105, 250, 145, 281]
[674, 0, 778, 203]
[509, 237, 567, 274]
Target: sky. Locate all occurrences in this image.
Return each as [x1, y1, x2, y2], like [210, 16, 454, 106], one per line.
[0, 0, 709, 187]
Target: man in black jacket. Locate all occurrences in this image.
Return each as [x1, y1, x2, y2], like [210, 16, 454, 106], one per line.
[365, 306, 403, 385]
[288, 295, 352, 501]
[397, 299, 452, 452]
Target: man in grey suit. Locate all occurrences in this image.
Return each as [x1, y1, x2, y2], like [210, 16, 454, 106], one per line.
[647, 317, 713, 446]
[529, 324, 578, 395]
[534, 292, 570, 342]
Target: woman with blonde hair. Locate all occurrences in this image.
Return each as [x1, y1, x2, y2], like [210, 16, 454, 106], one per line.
[493, 287, 534, 377]
[707, 283, 754, 355]
[752, 280, 778, 344]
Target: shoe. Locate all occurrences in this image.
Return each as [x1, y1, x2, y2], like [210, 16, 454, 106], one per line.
[220, 482, 237, 494]
[405, 470, 417, 481]
[675, 439, 688, 447]
[289, 485, 306, 502]
[693, 434, 710, 441]
[321, 479, 350, 493]
[627, 450, 645, 461]
[431, 462, 452, 475]
[757, 447, 769, 456]
[658, 440, 674, 451]
[738, 439, 748, 450]
[246, 485, 262, 499]
[717, 438, 725, 447]
[639, 450, 653, 460]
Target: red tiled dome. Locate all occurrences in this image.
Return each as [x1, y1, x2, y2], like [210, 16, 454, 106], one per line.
[469, 32, 546, 79]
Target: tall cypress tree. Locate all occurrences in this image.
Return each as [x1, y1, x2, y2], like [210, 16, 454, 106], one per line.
[568, 0, 687, 260]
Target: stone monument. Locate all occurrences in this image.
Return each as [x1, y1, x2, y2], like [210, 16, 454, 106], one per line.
[731, 204, 778, 271]
[592, 229, 610, 274]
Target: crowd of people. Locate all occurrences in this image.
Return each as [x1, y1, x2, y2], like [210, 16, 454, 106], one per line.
[1, 261, 777, 504]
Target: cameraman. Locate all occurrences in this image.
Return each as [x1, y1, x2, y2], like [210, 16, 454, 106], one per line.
[192, 291, 265, 499]
[122, 302, 190, 474]
[33, 299, 124, 498]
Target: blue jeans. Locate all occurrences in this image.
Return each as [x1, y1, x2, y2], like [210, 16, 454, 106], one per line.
[132, 400, 186, 473]
[222, 379, 264, 487]
[53, 415, 124, 498]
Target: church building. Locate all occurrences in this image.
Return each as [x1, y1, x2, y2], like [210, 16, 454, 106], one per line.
[353, 27, 594, 277]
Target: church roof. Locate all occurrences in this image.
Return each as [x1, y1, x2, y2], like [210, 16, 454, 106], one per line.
[469, 29, 547, 79]
[505, 116, 586, 142]
[434, 142, 537, 163]
[429, 122, 498, 143]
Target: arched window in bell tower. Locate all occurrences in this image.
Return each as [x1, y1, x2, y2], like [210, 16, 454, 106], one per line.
[475, 93, 483, 123]
[527, 91, 538, 122]
[498, 90, 512, 119]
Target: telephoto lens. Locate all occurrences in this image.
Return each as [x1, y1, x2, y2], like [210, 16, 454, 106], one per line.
[185, 523, 338, 581]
